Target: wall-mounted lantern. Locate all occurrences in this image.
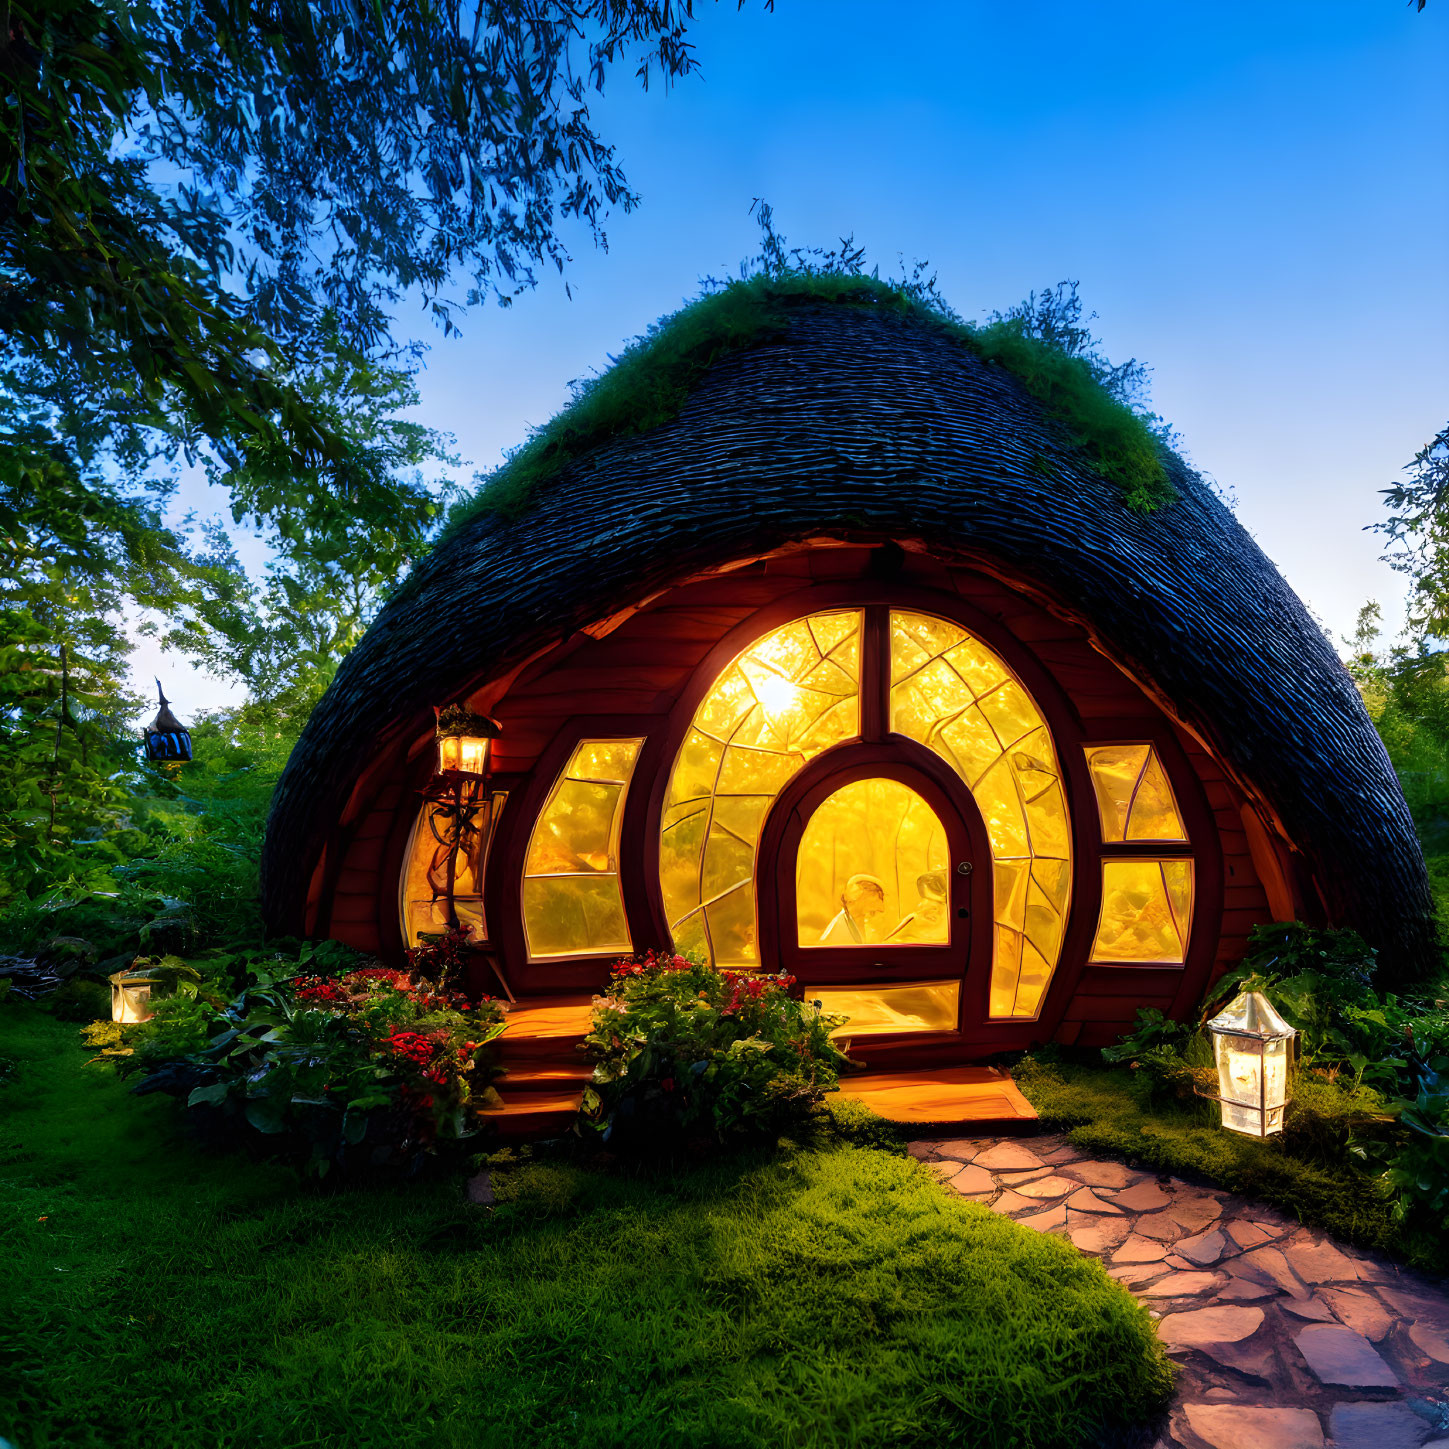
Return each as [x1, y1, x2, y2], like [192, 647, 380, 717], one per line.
[422, 705, 502, 934]
[1201, 990, 1296, 1137]
[143, 680, 192, 762]
[109, 965, 156, 1023]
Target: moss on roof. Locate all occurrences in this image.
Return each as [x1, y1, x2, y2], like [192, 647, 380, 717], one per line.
[444, 271, 1175, 538]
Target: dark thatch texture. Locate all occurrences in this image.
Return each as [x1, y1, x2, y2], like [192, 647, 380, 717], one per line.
[262, 299, 1435, 980]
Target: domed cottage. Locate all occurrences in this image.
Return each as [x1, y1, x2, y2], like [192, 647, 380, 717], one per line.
[261, 283, 1433, 1125]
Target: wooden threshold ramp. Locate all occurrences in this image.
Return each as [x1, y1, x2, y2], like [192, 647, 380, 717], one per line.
[832, 1065, 1038, 1134]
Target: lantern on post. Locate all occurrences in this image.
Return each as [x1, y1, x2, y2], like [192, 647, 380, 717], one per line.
[143, 680, 192, 762]
[109, 964, 156, 1023]
[1200, 990, 1296, 1137]
[422, 705, 502, 934]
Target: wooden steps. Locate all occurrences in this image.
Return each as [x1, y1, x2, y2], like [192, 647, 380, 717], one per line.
[480, 994, 594, 1138]
[832, 1065, 1038, 1133]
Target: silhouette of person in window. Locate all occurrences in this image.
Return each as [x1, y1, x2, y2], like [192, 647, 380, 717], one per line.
[819, 874, 887, 944]
[887, 871, 949, 944]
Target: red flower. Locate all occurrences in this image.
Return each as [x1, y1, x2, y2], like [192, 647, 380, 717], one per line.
[661, 1077, 675, 1092]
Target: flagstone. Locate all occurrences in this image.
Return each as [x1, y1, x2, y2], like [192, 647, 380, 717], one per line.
[1378, 1286, 1449, 1329]
[946, 1164, 997, 1195]
[1165, 1194, 1224, 1235]
[1408, 1321, 1449, 1365]
[1015, 1202, 1068, 1233]
[1199, 1338, 1278, 1379]
[1226, 1219, 1274, 1250]
[1219, 1278, 1275, 1302]
[1109, 1263, 1171, 1286]
[1231, 1246, 1309, 1300]
[933, 1138, 987, 1162]
[1134, 1211, 1183, 1241]
[1327, 1400, 1434, 1449]
[1165, 1255, 1195, 1270]
[906, 1141, 938, 1160]
[1112, 1233, 1170, 1264]
[972, 1142, 1043, 1170]
[989, 1189, 1043, 1214]
[1010, 1174, 1080, 1199]
[1281, 1296, 1337, 1322]
[1065, 1185, 1125, 1214]
[1140, 1271, 1223, 1297]
[997, 1169, 1049, 1187]
[1158, 1304, 1264, 1350]
[1181, 1403, 1323, 1449]
[1294, 1324, 1400, 1387]
[1284, 1237, 1366, 1284]
[1062, 1159, 1138, 1189]
[1066, 1215, 1132, 1254]
[1176, 1229, 1227, 1266]
[1320, 1287, 1395, 1342]
[925, 1160, 958, 1181]
[1112, 1180, 1172, 1212]
[1039, 1144, 1087, 1164]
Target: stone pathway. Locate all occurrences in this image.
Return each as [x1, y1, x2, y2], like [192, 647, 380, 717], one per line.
[909, 1132, 1449, 1449]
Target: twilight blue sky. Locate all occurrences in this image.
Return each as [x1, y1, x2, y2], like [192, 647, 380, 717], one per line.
[140, 0, 1449, 712]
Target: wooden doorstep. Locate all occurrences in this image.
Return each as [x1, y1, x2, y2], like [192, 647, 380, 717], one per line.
[832, 1066, 1038, 1132]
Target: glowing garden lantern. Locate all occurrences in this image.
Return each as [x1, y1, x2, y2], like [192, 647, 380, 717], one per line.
[1203, 990, 1295, 1137]
[109, 966, 156, 1024]
[435, 705, 500, 778]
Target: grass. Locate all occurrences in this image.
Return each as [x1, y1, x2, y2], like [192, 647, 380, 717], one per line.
[1013, 1053, 1448, 1274]
[439, 270, 1173, 538]
[0, 1006, 1172, 1449]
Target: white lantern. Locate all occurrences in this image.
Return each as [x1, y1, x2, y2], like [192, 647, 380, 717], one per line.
[1204, 990, 1295, 1137]
[110, 967, 156, 1024]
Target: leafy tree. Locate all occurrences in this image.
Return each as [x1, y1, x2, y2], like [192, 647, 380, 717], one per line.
[1377, 422, 1449, 637]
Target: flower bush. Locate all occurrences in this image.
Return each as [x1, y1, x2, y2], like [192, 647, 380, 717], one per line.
[131, 929, 508, 1174]
[580, 949, 851, 1147]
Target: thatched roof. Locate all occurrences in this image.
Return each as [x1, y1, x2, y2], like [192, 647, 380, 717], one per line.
[261, 294, 1435, 981]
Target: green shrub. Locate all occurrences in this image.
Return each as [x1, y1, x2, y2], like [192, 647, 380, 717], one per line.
[580, 950, 851, 1147]
[131, 952, 508, 1175]
[46, 977, 111, 1021]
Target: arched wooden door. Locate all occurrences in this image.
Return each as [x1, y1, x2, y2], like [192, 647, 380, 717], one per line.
[756, 741, 994, 1038]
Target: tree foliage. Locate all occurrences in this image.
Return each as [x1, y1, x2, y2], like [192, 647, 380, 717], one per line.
[1377, 422, 1449, 636]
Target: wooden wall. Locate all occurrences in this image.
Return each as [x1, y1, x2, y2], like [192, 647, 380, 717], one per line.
[313, 540, 1287, 1051]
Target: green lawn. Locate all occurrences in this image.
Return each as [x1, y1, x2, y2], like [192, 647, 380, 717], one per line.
[0, 1007, 1172, 1449]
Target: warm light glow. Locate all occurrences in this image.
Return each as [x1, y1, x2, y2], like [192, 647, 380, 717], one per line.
[1090, 859, 1194, 963]
[815, 980, 960, 1035]
[440, 735, 489, 775]
[523, 739, 642, 959]
[660, 612, 862, 969]
[111, 977, 153, 1023]
[888, 611, 1070, 1021]
[1084, 744, 1187, 842]
[795, 778, 950, 948]
[1207, 990, 1294, 1137]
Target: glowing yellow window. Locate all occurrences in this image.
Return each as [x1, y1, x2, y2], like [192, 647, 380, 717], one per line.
[796, 778, 951, 947]
[889, 610, 1070, 1022]
[399, 793, 503, 947]
[660, 611, 862, 969]
[815, 981, 960, 1036]
[522, 739, 642, 960]
[1085, 744, 1187, 842]
[1090, 859, 1194, 964]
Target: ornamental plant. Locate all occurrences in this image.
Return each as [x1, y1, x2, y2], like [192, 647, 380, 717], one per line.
[580, 949, 851, 1148]
[132, 936, 507, 1174]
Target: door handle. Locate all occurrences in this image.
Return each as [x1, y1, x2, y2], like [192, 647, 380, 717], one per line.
[956, 861, 972, 876]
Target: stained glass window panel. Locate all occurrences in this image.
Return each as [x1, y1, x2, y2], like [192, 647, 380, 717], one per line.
[659, 611, 862, 966]
[523, 739, 642, 960]
[1090, 859, 1195, 963]
[890, 611, 1072, 1021]
[816, 981, 960, 1036]
[1084, 744, 1188, 843]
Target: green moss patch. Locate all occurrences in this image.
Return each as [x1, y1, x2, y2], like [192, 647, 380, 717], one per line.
[2, 1006, 1171, 1449]
[445, 270, 1174, 536]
